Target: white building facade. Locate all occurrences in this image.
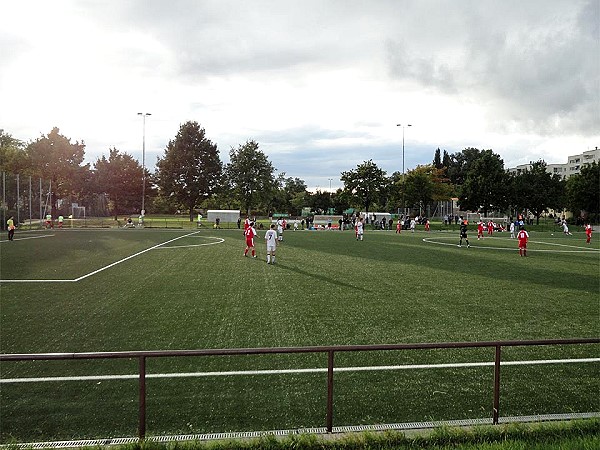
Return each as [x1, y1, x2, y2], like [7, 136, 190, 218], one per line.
[507, 147, 599, 179]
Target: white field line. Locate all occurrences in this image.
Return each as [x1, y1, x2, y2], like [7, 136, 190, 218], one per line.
[1, 358, 598, 384]
[0, 231, 202, 284]
[152, 236, 225, 249]
[0, 234, 54, 243]
[422, 237, 599, 253]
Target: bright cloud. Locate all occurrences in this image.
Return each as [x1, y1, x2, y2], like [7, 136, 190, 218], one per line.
[1, 0, 598, 190]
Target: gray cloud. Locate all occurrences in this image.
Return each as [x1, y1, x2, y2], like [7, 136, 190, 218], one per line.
[384, 0, 599, 137]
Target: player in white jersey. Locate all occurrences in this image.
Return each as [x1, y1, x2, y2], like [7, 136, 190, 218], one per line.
[276, 218, 284, 241]
[356, 217, 364, 241]
[265, 224, 278, 264]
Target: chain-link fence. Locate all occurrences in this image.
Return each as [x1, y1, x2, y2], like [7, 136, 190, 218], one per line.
[1, 172, 54, 230]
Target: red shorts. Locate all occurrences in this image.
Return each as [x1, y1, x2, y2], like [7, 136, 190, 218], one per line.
[518, 241, 527, 249]
[246, 238, 254, 247]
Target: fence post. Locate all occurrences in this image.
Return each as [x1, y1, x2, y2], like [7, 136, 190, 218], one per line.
[493, 345, 501, 425]
[139, 356, 147, 440]
[326, 350, 334, 432]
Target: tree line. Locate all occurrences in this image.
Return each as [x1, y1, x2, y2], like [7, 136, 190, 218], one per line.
[1, 124, 598, 223]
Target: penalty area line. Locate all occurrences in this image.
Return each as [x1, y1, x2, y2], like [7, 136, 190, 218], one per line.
[2, 358, 597, 383]
[0, 231, 201, 284]
[152, 236, 225, 250]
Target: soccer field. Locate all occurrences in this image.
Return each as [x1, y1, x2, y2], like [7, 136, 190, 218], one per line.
[0, 227, 598, 442]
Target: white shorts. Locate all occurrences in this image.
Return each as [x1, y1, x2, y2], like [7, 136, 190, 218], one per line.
[267, 245, 276, 252]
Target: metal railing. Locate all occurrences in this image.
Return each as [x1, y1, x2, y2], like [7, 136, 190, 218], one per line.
[1, 338, 598, 440]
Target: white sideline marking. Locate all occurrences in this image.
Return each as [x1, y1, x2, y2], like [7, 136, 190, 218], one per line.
[0, 231, 203, 283]
[1, 358, 597, 383]
[0, 234, 54, 243]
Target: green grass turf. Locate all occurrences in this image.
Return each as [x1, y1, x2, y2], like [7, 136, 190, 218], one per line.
[0, 227, 598, 441]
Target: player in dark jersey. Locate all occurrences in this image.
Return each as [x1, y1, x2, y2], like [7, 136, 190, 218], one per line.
[458, 219, 470, 248]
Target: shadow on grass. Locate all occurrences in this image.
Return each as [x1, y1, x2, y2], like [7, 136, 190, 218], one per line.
[283, 232, 598, 295]
[274, 261, 369, 292]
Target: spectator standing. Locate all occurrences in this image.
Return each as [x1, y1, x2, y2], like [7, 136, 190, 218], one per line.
[7, 216, 15, 241]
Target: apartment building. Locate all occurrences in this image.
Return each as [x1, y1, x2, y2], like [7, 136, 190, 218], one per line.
[507, 147, 599, 179]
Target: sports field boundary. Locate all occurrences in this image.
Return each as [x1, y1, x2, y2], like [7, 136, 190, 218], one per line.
[1, 413, 597, 449]
[2, 338, 598, 440]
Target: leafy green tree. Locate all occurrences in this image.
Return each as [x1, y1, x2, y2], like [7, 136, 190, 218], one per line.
[403, 165, 451, 216]
[26, 127, 90, 212]
[226, 140, 277, 215]
[330, 188, 352, 214]
[94, 148, 145, 219]
[270, 173, 307, 215]
[458, 149, 509, 216]
[0, 130, 26, 173]
[340, 160, 387, 214]
[308, 190, 332, 214]
[511, 161, 564, 224]
[156, 121, 222, 221]
[447, 147, 484, 186]
[565, 161, 600, 218]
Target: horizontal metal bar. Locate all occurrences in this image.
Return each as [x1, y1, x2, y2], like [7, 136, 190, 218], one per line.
[1, 338, 598, 361]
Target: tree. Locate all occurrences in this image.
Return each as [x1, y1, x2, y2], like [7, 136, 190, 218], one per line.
[156, 121, 222, 221]
[308, 190, 332, 214]
[0, 130, 26, 173]
[340, 160, 387, 214]
[458, 149, 509, 216]
[270, 173, 307, 215]
[442, 150, 451, 170]
[403, 165, 452, 216]
[94, 148, 145, 219]
[433, 148, 442, 169]
[226, 140, 277, 215]
[565, 161, 600, 219]
[25, 127, 90, 212]
[511, 161, 564, 224]
[446, 147, 484, 186]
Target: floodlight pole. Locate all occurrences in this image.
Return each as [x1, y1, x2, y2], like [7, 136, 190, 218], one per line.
[138, 113, 151, 216]
[396, 124, 412, 216]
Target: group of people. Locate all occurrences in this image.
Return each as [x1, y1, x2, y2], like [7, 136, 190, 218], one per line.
[242, 216, 283, 264]
[460, 217, 531, 254]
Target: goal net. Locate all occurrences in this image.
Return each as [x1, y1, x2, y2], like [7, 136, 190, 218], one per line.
[466, 213, 508, 224]
[71, 205, 86, 219]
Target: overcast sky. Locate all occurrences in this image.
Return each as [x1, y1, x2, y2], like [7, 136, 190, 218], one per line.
[1, 0, 598, 190]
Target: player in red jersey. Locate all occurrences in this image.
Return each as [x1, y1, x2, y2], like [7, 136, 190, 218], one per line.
[585, 223, 592, 244]
[477, 220, 484, 240]
[517, 226, 529, 257]
[487, 219, 494, 236]
[244, 222, 258, 258]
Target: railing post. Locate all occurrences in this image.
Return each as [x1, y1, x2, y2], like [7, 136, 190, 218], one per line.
[493, 345, 501, 425]
[326, 350, 334, 432]
[139, 356, 147, 440]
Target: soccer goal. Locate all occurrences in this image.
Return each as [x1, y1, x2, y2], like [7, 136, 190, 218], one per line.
[467, 213, 508, 224]
[71, 204, 86, 219]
